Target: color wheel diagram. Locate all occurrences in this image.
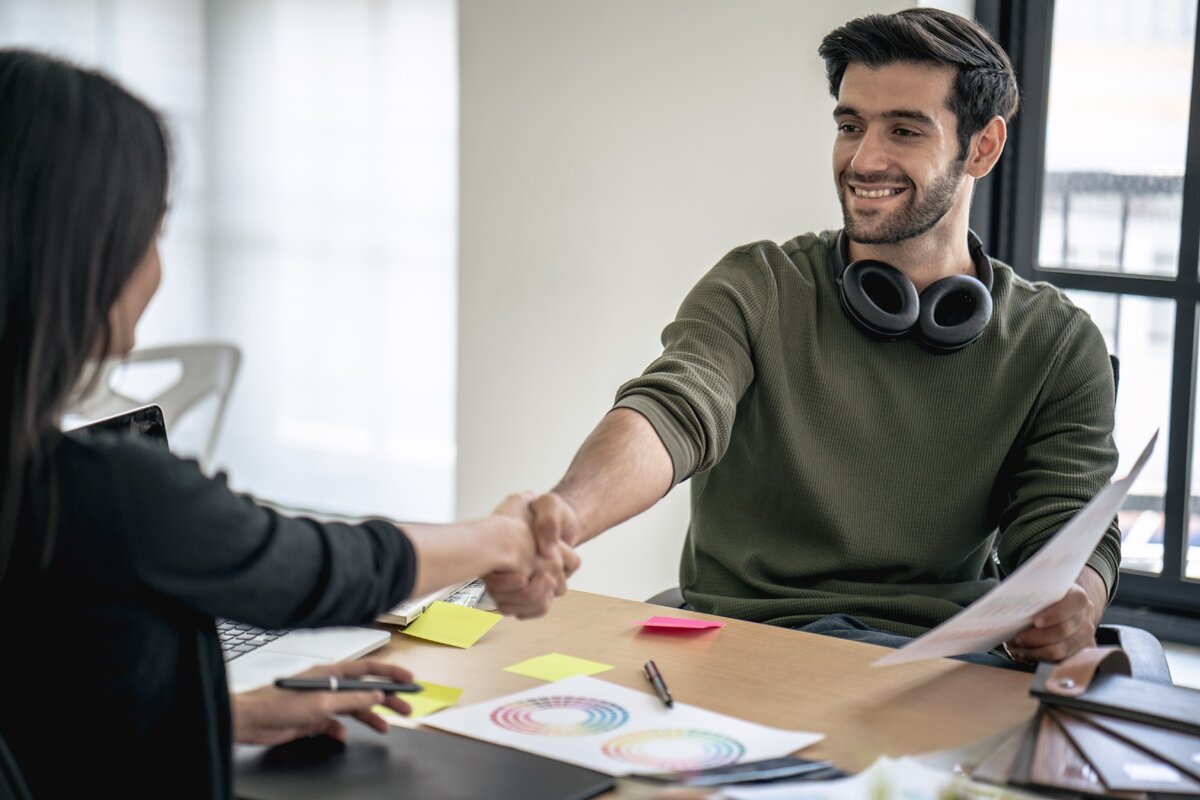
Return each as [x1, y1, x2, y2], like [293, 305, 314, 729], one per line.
[489, 696, 629, 736]
[489, 695, 746, 771]
[602, 728, 746, 771]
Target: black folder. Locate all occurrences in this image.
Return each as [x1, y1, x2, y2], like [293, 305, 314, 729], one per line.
[234, 724, 615, 800]
[1030, 667, 1200, 737]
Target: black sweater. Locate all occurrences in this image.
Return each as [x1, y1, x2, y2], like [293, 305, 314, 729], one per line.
[0, 432, 416, 798]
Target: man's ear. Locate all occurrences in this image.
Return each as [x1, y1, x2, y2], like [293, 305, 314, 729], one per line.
[965, 116, 1007, 179]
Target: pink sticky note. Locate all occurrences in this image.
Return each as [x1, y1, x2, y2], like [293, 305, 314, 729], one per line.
[639, 615, 725, 630]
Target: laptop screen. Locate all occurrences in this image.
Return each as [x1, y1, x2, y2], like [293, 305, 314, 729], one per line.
[70, 404, 169, 448]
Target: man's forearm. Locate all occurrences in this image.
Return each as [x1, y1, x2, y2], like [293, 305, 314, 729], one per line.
[553, 407, 674, 544]
[1077, 564, 1108, 629]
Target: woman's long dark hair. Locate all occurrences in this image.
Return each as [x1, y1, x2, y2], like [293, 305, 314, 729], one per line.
[0, 49, 170, 582]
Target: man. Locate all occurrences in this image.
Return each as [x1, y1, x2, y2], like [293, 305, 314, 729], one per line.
[487, 8, 1120, 666]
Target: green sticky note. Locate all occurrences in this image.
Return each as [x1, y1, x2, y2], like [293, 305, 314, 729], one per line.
[503, 652, 615, 681]
[374, 680, 464, 720]
[400, 600, 501, 648]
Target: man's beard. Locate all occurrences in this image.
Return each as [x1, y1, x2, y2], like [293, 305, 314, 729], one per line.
[839, 160, 965, 245]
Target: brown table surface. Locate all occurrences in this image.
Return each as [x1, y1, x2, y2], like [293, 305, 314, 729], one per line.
[366, 589, 1036, 780]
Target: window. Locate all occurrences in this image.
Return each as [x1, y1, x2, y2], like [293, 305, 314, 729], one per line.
[977, 0, 1200, 620]
[0, 0, 458, 522]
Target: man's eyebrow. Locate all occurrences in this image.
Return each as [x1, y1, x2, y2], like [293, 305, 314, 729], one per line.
[832, 104, 938, 127]
[882, 109, 937, 126]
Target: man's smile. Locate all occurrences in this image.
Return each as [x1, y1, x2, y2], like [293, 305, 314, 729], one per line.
[851, 185, 906, 199]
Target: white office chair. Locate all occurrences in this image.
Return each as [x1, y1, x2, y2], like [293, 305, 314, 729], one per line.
[67, 342, 241, 473]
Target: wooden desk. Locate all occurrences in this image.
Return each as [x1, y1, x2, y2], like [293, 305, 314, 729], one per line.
[371, 590, 1036, 773]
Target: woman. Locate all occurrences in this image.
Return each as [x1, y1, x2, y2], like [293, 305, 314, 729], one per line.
[0, 49, 575, 798]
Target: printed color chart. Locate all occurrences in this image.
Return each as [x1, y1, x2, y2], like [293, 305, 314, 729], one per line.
[424, 676, 821, 776]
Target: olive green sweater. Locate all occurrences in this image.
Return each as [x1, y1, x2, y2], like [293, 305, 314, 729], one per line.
[615, 230, 1121, 637]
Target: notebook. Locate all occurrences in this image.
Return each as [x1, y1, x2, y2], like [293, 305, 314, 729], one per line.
[70, 404, 391, 694]
[234, 721, 615, 800]
[378, 579, 485, 626]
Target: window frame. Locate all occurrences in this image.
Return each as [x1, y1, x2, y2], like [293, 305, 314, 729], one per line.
[975, 0, 1200, 623]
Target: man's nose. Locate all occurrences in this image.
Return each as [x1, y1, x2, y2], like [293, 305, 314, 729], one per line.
[849, 129, 892, 176]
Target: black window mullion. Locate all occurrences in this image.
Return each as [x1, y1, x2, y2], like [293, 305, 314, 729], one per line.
[1005, 3, 1053, 277]
[1161, 302, 1196, 584]
[973, 0, 1055, 273]
[1155, 11, 1200, 588]
[1030, 269, 1200, 300]
[1117, 572, 1199, 610]
[1177, 7, 1200, 288]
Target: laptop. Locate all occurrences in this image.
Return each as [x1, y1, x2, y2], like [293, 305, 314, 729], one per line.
[70, 404, 392, 694]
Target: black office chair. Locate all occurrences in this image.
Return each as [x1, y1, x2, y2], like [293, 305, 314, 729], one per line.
[0, 733, 33, 800]
[647, 356, 1173, 685]
[1093, 354, 1171, 683]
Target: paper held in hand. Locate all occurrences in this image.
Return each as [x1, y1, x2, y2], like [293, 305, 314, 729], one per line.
[874, 431, 1158, 668]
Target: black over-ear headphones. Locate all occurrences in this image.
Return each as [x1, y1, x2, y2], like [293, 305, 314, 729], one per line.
[832, 230, 994, 354]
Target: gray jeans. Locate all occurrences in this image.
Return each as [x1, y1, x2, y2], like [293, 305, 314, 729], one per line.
[678, 605, 1031, 671]
[794, 613, 1031, 672]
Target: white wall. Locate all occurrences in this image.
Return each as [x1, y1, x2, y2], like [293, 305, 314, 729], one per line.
[458, 0, 908, 601]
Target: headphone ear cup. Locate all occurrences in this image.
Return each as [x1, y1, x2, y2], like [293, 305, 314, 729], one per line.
[838, 260, 920, 339]
[917, 275, 993, 353]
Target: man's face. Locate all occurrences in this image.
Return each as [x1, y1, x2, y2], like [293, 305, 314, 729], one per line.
[832, 62, 968, 245]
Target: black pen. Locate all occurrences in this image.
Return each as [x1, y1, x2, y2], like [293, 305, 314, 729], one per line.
[274, 677, 423, 693]
[643, 660, 673, 708]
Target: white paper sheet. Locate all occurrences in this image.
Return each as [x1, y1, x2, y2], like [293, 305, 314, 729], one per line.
[421, 675, 823, 776]
[874, 431, 1157, 667]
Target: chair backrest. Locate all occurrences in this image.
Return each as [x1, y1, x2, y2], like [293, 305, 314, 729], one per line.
[68, 342, 241, 472]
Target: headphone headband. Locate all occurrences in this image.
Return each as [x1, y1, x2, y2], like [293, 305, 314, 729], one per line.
[833, 230, 994, 354]
[833, 230, 992, 289]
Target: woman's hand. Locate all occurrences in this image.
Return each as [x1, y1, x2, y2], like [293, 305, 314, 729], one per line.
[232, 660, 414, 746]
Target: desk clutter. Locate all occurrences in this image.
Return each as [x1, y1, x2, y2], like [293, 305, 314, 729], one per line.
[967, 646, 1200, 798]
[235, 599, 1041, 800]
[236, 603, 835, 798]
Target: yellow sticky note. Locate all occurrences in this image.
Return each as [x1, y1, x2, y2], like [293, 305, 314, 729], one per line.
[400, 601, 501, 648]
[374, 680, 464, 720]
[503, 652, 615, 681]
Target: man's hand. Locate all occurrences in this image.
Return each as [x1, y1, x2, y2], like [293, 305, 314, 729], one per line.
[232, 661, 414, 746]
[485, 541, 581, 618]
[481, 409, 671, 616]
[1005, 566, 1106, 664]
[530, 492, 585, 553]
[483, 492, 581, 619]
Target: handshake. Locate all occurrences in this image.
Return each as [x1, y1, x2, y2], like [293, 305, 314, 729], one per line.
[481, 492, 583, 620]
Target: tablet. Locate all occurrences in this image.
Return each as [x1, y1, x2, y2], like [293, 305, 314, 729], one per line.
[235, 723, 615, 800]
[69, 404, 169, 447]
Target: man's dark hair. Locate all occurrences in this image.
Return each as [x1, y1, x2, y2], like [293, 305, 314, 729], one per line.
[818, 8, 1019, 159]
[0, 49, 170, 582]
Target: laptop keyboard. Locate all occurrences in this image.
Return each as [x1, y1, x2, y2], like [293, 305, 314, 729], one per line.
[217, 619, 285, 662]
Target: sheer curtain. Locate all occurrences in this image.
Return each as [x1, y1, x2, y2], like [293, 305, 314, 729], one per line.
[1, 0, 458, 521]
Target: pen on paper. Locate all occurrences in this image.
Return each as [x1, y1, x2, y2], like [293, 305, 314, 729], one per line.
[274, 677, 424, 693]
[643, 660, 674, 708]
